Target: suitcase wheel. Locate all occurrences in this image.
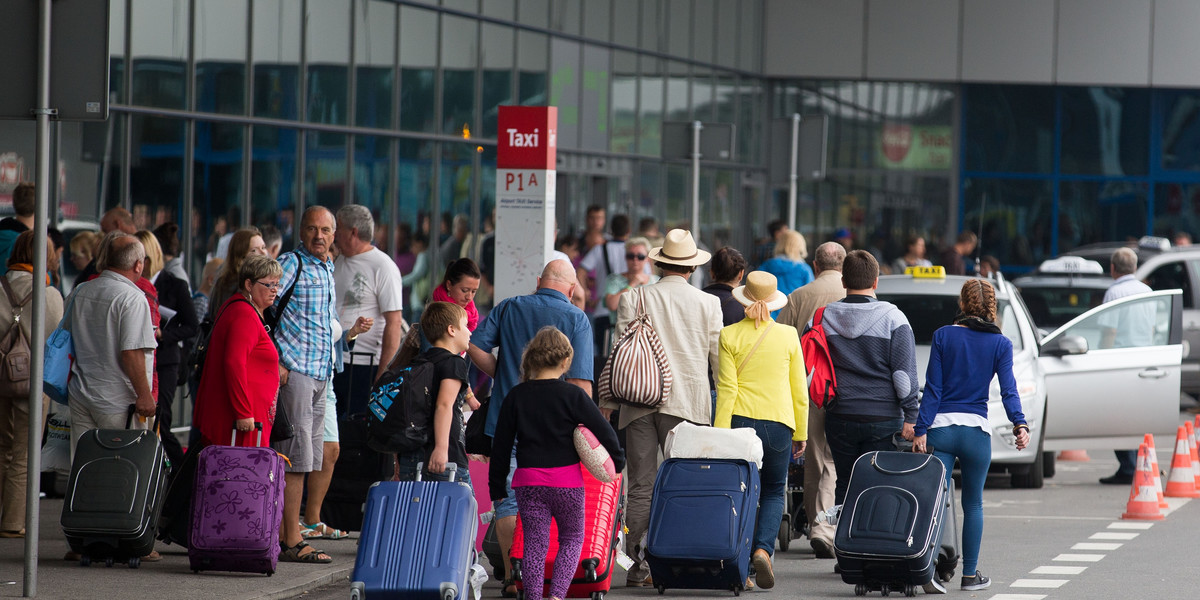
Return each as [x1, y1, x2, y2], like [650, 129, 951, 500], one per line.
[350, 582, 365, 600]
[105, 557, 114, 568]
[903, 584, 916, 597]
[591, 592, 604, 600]
[778, 513, 791, 551]
[854, 583, 867, 596]
[79, 555, 91, 568]
[880, 584, 890, 596]
[656, 584, 665, 595]
[732, 587, 740, 597]
[128, 557, 140, 569]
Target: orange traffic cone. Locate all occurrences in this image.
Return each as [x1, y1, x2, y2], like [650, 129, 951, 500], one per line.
[1122, 443, 1165, 520]
[1057, 449, 1090, 461]
[1143, 433, 1168, 508]
[1187, 421, 1200, 490]
[1164, 426, 1200, 498]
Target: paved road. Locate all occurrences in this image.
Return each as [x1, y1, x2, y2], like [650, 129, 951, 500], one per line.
[302, 440, 1198, 600]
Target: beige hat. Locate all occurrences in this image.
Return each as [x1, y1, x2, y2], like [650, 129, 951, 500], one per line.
[648, 229, 712, 267]
[732, 271, 788, 312]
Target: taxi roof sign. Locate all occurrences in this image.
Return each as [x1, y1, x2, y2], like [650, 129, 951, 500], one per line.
[905, 265, 945, 278]
[1037, 256, 1104, 275]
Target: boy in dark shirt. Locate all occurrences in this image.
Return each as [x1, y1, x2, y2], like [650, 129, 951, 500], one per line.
[394, 301, 472, 482]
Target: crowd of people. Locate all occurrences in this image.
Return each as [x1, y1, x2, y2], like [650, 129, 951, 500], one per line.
[0, 190, 1032, 597]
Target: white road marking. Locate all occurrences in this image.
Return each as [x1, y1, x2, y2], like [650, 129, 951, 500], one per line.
[1011, 579, 1069, 588]
[1071, 542, 1122, 550]
[1106, 521, 1154, 530]
[986, 514, 1112, 521]
[1031, 565, 1087, 575]
[1053, 553, 1105, 562]
[990, 595, 1048, 600]
[1089, 532, 1138, 540]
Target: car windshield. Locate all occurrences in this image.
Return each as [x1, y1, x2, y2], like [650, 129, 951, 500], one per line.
[878, 294, 1023, 350]
[1016, 286, 1106, 330]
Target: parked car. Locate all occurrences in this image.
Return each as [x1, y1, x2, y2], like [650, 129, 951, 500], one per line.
[876, 268, 1182, 489]
[1063, 237, 1200, 397]
[1012, 256, 1109, 331]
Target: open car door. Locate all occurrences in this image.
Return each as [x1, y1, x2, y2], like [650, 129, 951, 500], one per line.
[1039, 289, 1182, 450]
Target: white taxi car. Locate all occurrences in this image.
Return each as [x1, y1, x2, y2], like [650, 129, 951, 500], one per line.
[875, 266, 1182, 488]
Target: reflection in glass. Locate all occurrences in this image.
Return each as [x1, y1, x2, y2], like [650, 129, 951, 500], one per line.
[306, 133, 347, 209]
[1058, 181, 1147, 253]
[611, 52, 637, 154]
[355, 0, 395, 129]
[639, 58, 664, 157]
[251, 126, 298, 252]
[1061, 87, 1149, 176]
[442, 15, 477, 136]
[482, 24, 515, 138]
[131, 0, 188, 109]
[1153, 183, 1200, 241]
[400, 6, 437, 133]
[131, 115, 186, 229]
[253, 0, 301, 119]
[196, 0, 247, 115]
[518, 31, 548, 105]
[964, 84, 1054, 174]
[962, 178, 1054, 267]
[1160, 91, 1200, 173]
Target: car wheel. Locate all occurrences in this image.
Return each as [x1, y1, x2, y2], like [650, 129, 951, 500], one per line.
[1011, 435, 1045, 489]
[1042, 450, 1056, 479]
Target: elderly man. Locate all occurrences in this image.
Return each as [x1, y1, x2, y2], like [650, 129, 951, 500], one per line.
[272, 206, 338, 563]
[467, 259, 593, 598]
[776, 241, 847, 559]
[1099, 247, 1154, 485]
[63, 231, 158, 560]
[601, 228, 723, 588]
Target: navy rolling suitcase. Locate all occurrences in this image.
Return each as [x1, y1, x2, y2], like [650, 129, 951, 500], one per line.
[833, 451, 948, 597]
[350, 464, 478, 600]
[645, 458, 760, 596]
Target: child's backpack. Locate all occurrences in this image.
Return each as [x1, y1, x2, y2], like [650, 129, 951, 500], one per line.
[365, 357, 438, 454]
[801, 306, 838, 409]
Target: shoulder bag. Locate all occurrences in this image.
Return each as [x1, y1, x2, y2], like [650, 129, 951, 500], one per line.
[596, 288, 673, 408]
[43, 290, 76, 405]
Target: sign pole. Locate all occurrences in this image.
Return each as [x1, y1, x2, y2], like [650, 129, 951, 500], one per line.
[691, 121, 702, 231]
[26, 0, 54, 595]
[788, 113, 801, 232]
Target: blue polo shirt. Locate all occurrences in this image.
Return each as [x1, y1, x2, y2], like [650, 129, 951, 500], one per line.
[471, 288, 594, 436]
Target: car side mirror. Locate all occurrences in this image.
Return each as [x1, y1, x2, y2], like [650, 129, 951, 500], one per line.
[1042, 334, 1088, 357]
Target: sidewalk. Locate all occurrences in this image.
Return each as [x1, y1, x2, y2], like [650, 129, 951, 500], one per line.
[0, 497, 356, 599]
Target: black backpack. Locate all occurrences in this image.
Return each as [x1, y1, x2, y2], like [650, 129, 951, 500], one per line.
[365, 357, 438, 454]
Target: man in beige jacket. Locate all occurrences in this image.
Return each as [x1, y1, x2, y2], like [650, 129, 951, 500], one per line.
[601, 229, 722, 587]
[776, 241, 846, 559]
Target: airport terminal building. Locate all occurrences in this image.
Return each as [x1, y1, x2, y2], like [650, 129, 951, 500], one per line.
[2, 0, 1200, 280]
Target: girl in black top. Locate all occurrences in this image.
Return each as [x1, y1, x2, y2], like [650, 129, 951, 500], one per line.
[490, 326, 624, 600]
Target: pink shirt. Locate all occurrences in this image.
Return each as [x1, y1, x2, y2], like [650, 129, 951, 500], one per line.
[511, 465, 584, 488]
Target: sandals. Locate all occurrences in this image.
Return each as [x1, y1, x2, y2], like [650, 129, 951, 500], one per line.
[301, 521, 349, 540]
[279, 540, 332, 563]
[501, 579, 518, 598]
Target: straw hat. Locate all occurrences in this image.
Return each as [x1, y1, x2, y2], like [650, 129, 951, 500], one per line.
[648, 229, 712, 267]
[732, 271, 788, 312]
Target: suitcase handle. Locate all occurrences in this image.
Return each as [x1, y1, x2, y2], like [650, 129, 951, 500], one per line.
[230, 422, 265, 447]
[415, 461, 458, 482]
[870, 451, 935, 475]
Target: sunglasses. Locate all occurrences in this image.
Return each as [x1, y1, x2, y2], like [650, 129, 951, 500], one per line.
[626, 252, 647, 260]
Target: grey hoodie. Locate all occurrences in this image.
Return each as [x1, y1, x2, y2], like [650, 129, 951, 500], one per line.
[820, 295, 919, 423]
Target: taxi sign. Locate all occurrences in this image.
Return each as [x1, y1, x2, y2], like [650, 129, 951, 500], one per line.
[905, 265, 945, 278]
[1037, 256, 1104, 275]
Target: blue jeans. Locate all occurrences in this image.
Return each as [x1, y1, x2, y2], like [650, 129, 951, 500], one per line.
[394, 451, 471, 485]
[731, 416, 792, 556]
[824, 413, 902, 504]
[927, 425, 990, 575]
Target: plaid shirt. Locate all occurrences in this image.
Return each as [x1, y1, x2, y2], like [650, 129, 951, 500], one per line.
[274, 246, 337, 381]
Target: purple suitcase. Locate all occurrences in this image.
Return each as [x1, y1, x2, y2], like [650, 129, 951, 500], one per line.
[188, 425, 285, 575]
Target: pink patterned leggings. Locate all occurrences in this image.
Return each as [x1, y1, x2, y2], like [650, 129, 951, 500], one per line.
[515, 485, 586, 600]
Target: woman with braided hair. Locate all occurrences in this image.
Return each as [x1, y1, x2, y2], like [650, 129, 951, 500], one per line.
[912, 278, 1030, 591]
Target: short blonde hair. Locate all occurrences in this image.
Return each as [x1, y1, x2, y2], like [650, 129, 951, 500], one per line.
[775, 230, 808, 261]
[135, 230, 163, 278]
[69, 231, 99, 260]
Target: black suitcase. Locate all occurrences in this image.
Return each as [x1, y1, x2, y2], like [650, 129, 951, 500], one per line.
[833, 451, 948, 597]
[320, 412, 390, 532]
[62, 422, 167, 568]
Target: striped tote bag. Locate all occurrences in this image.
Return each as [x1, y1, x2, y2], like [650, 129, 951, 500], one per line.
[597, 288, 673, 408]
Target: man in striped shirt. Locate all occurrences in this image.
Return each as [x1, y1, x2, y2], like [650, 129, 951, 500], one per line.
[272, 205, 338, 563]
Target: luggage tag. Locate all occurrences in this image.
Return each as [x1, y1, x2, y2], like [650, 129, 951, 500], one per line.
[469, 563, 488, 600]
[615, 551, 635, 571]
[480, 509, 496, 525]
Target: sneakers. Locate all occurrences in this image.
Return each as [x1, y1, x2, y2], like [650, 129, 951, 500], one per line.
[751, 548, 775, 589]
[961, 570, 991, 591]
[810, 537, 835, 559]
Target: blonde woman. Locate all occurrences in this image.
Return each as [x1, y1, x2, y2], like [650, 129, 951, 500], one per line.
[715, 271, 808, 589]
[759, 230, 813, 297]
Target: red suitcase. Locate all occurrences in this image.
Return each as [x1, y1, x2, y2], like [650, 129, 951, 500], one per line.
[510, 466, 622, 600]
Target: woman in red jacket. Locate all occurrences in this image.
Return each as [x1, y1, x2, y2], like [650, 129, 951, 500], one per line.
[194, 253, 283, 446]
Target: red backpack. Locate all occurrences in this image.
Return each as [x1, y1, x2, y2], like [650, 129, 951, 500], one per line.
[801, 306, 838, 409]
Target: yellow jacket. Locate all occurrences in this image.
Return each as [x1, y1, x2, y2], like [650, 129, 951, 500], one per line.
[715, 318, 809, 441]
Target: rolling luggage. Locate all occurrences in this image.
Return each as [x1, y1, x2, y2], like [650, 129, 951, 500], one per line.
[321, 412, 390, 532]
[510, 466, 623, 600]
[350, 464, 478, 600]
[61, 412, 166, 568]
[188, 425, 285, 575]
[833, 451, 949, 597]
[645, 458, 760, 596]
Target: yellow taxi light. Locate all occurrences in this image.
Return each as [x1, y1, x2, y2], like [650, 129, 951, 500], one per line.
[905, 265, 946, 279]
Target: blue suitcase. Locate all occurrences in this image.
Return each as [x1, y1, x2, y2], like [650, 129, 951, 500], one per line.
[645, 458, 760, 596]
[833, 451, 949, 597]
[350, 464, 477, 600]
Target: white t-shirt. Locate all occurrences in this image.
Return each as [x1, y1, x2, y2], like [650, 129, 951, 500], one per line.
[65, 271, 157, 415]
[334, 247, 404, 364]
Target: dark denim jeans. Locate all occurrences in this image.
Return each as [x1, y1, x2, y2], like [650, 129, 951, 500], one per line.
[824, 413, 902, 504]
[731, 415, 792, 556]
